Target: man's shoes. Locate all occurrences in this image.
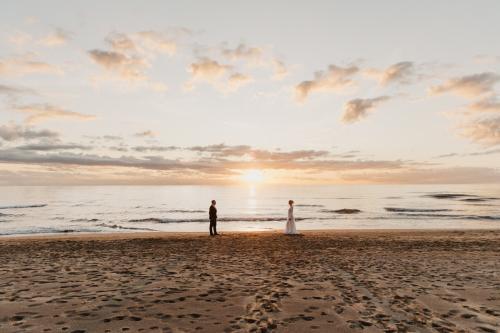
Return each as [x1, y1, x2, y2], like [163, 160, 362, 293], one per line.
[214, 233, 219, 236]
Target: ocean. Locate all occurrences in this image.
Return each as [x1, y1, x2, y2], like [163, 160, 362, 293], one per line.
[0, 184, 499, 236]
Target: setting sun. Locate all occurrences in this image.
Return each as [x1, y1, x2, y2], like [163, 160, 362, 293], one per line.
[241, 169, 264, 183]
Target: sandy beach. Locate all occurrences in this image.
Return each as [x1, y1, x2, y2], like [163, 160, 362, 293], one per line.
[1, 230, 499, 333]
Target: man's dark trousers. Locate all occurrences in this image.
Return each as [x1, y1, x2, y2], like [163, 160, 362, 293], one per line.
[210, 219, 217, 236]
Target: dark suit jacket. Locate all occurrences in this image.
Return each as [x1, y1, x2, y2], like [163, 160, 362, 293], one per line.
[209, 205, 217, 221]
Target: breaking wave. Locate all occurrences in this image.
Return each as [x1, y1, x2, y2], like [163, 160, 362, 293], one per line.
[460, 198, 497, 202]
[320, 209, 361, 214]
[424, 193, 476, 199]
[129, 216, 313, 223]
[96, 223, 157, 231]
[0, 228, 97, 236]
[0, 204, 47, 210]
[394, 213, 500, 220]
[70, 218, 99, 222]
[385, 207, 451, 213]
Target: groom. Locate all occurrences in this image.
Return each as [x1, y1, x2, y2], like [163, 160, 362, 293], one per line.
[209, 200, 218, 236]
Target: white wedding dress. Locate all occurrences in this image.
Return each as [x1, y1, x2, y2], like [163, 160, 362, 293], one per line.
[285, 206, 298, 234]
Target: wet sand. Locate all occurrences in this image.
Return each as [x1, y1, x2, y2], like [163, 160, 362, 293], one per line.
[0, 230, 499, 332]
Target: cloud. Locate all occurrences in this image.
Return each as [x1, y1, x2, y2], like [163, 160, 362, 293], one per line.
[250, 149, 329, 161]
[0, 124, 59, 141]
[16, 143, 90, 151]
[14, 103, 95, 124]
[272, 59, 288, 80]
[473, 55, 500, 65]
[108, 145, 129, 152]
[221, 43, 263, 62]
[340, 167, 500, 184]
[468, 148, 500, 156]
[430, 72, 500, 98]
[135, 31, 177, 55]
[7, 31, 32, 46]
[105, 29, 186, 56]
[105, 32, 136, 52]
[134, 130, 157, 138]
[435, 153, 459, 159]
[88, 49, 148, 81]
[218, 43, 288, 80]
[1, 144, 497, 184]
[0, 84, 35, 96]
[84, 135, 123, 142]
[91, 30, 182, 88]
[460, 116, 500, 146]
[103, 135, 122, 141]
[188, 143, 330, 161]
[342, 96, 391, 123]
[39, 28, 71, 46]
[189, 143, 249, 154]
[13, 142, 496, 185]
[438, 76, 500, 145]
[434, 148, 500, 158]
[0, 149, 226, 174]
[0, 166, 227, 186]
[0, 141, 398, 176]
[8, 28, 71, 47]
[105, 28, 191, 57]
[365, 61, 414, 85]
[227, 73, 253, 91]
[186, 58, 246, 91]
[0, 54, 62, 76]
[295, 64, 359, 102]
[0, 145, 401, 175]
[468, 97, 500, 113]
[133, 145, 179, 152]
[188, 57, 231, 81]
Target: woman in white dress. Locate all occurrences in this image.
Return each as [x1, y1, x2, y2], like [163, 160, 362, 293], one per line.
[285, 200, 298, 234]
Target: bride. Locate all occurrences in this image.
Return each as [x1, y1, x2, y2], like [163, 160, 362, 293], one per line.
[285, 200, 298, 234]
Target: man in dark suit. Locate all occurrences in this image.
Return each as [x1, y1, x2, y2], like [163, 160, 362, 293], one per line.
[209, 200, 218, 236]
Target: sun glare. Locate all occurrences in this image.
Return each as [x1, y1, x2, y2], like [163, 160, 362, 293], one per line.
[241, 169, 264, 184]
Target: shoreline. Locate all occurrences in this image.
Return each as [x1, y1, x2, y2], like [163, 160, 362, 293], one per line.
[1, 227, 499, 241]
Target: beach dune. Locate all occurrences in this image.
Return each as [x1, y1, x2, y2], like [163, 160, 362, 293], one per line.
[0, 230, 499, 332]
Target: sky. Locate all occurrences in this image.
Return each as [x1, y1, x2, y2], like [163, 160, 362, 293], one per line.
[0, 0, 499, 185]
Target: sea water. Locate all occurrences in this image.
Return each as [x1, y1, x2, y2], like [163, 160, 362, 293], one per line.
[0, 184, 499, 236]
